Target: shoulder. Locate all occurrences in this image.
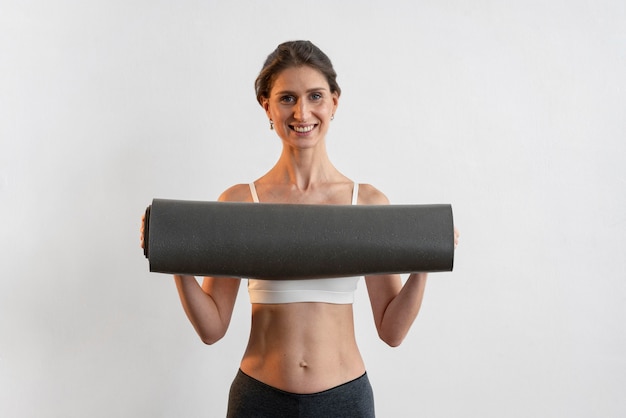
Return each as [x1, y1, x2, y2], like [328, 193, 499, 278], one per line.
[357, 183, 390, 205]
[218, 183, 253, 202]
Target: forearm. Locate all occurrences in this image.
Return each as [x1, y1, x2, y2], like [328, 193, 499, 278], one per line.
[378, 273, 428, 347]
[174, 275, 227, 344]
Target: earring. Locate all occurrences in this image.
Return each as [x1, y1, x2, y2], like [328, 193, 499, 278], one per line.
[331, 114, 334, 121]
[269, 119, 274, 130]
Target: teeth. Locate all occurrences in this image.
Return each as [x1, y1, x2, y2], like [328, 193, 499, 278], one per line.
[293, 125, 314, 133]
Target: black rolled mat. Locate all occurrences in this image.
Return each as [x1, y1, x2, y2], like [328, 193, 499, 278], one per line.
[143, 199, 454, 279]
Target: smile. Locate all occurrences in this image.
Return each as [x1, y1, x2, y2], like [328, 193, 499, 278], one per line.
[291, 124, 316, 133]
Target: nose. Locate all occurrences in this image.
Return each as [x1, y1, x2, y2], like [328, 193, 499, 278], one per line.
[293, 99, 310, 121]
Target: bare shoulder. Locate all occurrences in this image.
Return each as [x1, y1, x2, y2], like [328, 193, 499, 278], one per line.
[357, 183, 390, 205]
[218, 183, 253, 202]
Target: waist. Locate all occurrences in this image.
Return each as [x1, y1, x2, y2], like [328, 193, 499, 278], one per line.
[240, 303, 365, 393]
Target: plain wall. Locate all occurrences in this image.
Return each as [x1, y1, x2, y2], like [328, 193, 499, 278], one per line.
[1, 1, 625, 417]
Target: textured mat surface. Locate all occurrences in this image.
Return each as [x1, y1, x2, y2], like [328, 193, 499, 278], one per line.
[143, 199, 454, 279]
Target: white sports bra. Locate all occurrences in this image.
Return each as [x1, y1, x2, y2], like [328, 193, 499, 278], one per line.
[247, 182, 362, 304]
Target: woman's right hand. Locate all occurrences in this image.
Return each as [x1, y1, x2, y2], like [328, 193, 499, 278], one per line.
[140, 214, 145, 249]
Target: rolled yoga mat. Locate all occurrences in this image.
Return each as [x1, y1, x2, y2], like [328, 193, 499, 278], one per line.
[143, 199, 454, 279]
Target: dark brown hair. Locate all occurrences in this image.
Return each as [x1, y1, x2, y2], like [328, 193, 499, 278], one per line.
[254, 40, 341, 105]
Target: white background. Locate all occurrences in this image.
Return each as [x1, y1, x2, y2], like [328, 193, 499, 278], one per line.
[1, 1, 625, 417]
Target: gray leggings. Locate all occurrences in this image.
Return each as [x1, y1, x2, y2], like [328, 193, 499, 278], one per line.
[227, 369, 375, 418]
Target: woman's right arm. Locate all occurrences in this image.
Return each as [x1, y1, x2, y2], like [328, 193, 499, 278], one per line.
[174, 274, 241, 345]
[142, 184, 251, 345]
[172, 184, 255, 344]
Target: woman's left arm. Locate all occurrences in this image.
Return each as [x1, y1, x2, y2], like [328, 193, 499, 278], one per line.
[366, 227, 459, 346]
[358, 184, 459, 346]
[365, 272, 428, 347]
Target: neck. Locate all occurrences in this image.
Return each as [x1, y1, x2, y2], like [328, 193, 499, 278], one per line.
[267, 143, 341, 190]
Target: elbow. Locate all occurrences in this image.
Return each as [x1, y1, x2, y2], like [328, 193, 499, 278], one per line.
[378, 330, 407, 348]
[381, 336, 405, 348]
[198, 327, 227, 346]
[200, 336, 220, 345]
[200, 333, 224, 346]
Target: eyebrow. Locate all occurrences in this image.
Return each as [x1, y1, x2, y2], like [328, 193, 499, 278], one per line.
[273, 87, 328, 96]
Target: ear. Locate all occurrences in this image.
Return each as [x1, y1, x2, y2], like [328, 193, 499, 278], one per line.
[262, 97, 271, 118]
[331, 92, 339, 116]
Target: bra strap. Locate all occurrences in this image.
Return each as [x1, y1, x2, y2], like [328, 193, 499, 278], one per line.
[249, 182, 259, 203]
[352, 182, 359, 205]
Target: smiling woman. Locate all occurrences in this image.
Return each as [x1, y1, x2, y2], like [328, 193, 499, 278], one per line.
[262, 65, 338, 150]
[144, 40, 459, 418]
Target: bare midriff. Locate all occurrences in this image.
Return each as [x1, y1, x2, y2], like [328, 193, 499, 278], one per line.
[240, 302, 366, 394]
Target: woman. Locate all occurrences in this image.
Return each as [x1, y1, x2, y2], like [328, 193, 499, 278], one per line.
[144, 40, 458, 417]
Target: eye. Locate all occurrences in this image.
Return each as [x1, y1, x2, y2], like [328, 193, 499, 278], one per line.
[310, 92, 323, 101]
[279, 95, 296, 104]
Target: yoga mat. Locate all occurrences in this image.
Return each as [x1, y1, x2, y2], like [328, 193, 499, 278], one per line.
[143, 199, 454, 279]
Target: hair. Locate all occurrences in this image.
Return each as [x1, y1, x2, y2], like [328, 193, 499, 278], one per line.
[254, 40, 341, 106]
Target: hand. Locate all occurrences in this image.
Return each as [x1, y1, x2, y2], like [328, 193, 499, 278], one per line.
[454, 227, 460, 249]
[140, 214, 145, 249]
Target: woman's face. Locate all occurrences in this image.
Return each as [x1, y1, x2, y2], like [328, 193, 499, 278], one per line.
[263, 65, 339, 149]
